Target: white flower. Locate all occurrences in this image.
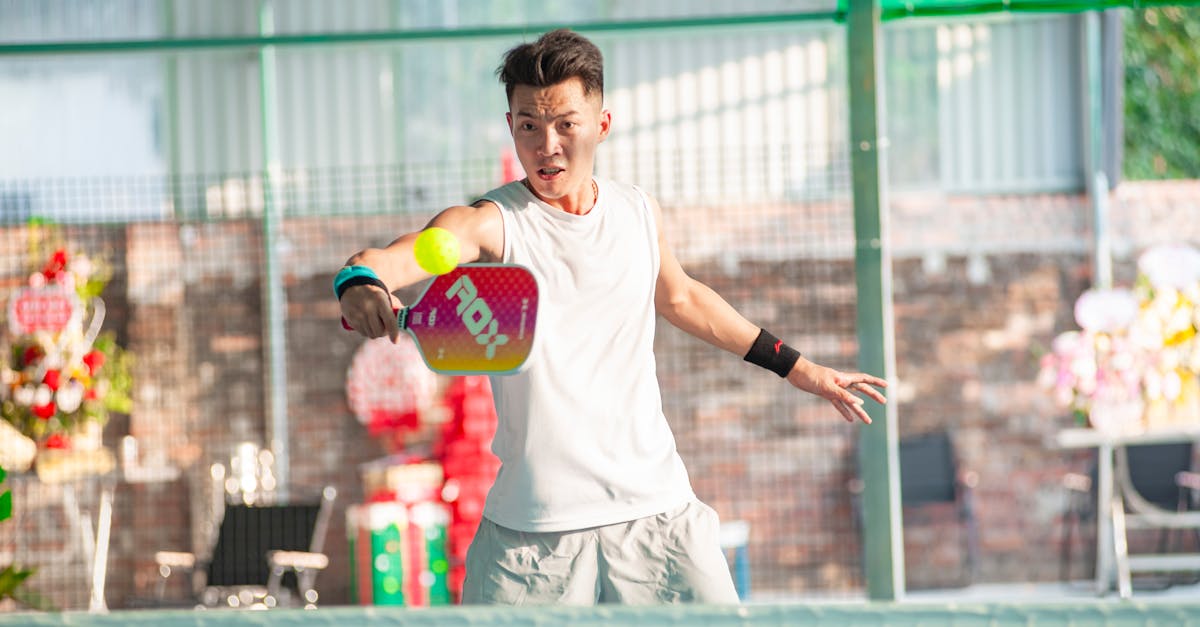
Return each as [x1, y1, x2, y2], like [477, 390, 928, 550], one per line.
[1145, 369, 1163, 401]
[28, 272, 46, 288]
[32, 384, 53, 406]
[1166, 305, 1194, 337]
[1075, 288, 1139, 333]
[1163, 369, 1183, 401]
[1052, 331, 1083, 355]
[56, 380, 85, 413]
[1138, 244, 1200, 289]
[14, 385, 35, 406]
[1131, 313, 1164, 347]
[72, 256, 93, 279]
[1161, 349, 1181, 371]
[1150, 287, 1180, 319]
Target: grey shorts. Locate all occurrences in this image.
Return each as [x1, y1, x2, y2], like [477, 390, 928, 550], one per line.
[461, 499, 740, 605]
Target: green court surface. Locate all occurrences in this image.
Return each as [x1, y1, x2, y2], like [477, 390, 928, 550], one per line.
[3, 602, 1200, 627]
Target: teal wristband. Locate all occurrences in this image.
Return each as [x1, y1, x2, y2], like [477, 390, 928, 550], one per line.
[333, 265, 382, 298]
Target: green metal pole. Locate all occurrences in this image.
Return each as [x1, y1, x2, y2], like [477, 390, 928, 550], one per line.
[0, 12, 842, 57]
[847, 0, 904, 601]
[259, 0, 290, 499]
[1085, 11, 1112, 289]
[390, 0, 407, 211]
[160, 0, 183, 219]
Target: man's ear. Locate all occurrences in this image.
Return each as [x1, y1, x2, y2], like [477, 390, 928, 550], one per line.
[598, 109, 612, 142]
[506, 111, 514, 136]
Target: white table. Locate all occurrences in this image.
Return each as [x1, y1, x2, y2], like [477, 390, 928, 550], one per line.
[1053, 425, 1200, 598]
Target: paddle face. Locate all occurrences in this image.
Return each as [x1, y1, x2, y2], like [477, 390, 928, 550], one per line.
[401, 264, 538, 375]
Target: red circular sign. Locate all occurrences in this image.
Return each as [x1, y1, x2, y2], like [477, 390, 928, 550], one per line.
[7, 286, 79, 335]
[345, 336, 438, 428]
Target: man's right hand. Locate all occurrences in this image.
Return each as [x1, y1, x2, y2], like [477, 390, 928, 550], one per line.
[340, 284, 403, 342]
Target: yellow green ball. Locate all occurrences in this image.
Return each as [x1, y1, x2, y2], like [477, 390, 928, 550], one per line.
[413, 227, 461, 275]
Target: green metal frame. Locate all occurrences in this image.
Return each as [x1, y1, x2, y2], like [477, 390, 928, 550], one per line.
[848, 0, 904, 601]
[258, 0, 290, 500]
[0, 12, 841, 56]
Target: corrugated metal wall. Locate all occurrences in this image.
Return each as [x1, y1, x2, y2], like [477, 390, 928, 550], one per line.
[1, 1, 1086, 219]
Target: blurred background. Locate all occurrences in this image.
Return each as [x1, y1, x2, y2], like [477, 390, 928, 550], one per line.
[0, 0, 1198, 614]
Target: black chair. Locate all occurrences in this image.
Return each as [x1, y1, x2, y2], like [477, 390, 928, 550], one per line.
[898, 431, 980, 585]
[156, 485, 337, 609]
[1060, 442, 1200, 587]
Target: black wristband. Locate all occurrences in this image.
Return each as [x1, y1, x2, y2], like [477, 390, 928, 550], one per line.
[336, 275, 389, 300]
[744, 329, 801, 377]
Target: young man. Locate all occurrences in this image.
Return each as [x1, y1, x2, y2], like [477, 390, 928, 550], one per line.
[336, 29, 887, 605]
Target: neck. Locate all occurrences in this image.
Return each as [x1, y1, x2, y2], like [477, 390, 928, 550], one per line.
[524, 178, 598, 216]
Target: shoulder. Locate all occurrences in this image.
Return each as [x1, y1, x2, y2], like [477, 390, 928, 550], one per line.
[612, 180, 662, 225]
[476, 180, 528, 211]
[429, 201, 504, 262]
[601, 179, 658, 214]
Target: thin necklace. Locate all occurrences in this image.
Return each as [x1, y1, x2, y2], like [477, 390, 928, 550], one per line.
[524, 178, 598, 210]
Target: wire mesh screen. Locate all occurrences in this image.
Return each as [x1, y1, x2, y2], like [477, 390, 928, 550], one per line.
[0, 133, 863, 607]
[11, 0, 1197, 614]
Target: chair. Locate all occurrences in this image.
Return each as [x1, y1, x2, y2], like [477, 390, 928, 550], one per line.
[847, 431, 980, 587]
[897, 431, 980, 585]
[1060, 442, 1200, 591]
[155, 481, 337, 609]
[1111, 442, 1200, 595]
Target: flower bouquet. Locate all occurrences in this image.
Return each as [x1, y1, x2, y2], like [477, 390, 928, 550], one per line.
[1039, 244, 1200, 433]
[1130, 244, 1200, 429]
[1, 243, 132, 480]
[1038, 289, 1146, 433]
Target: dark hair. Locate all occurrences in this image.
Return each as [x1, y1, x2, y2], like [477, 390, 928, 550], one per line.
[497, 29, 604, 104]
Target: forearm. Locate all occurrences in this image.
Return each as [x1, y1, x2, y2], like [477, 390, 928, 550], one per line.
[343, 233, 426, 293]
[660, 279, 762, 357]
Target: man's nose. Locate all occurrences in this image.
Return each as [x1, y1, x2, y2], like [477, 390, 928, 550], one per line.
[536, 128, 561, 156]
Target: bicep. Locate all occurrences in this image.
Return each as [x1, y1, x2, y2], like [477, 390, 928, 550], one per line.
[407, 201, 503, 264]
[650, 196, 695, 315]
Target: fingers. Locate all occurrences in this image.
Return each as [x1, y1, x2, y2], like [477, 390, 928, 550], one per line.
[340, 285, 400, 340]
[837, 373, 888, 405]
[343, 306, 390, 339]
[834, 399, 872, 425]
[385, 294, 403, 342]
[833, 400, 856, 423]
[848, 381, 888, 405]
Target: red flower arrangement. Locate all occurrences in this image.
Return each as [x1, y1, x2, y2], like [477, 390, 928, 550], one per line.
[2, 244, 133, 451]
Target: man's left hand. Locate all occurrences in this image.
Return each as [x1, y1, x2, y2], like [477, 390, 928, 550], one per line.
[785, 359, 888, 424]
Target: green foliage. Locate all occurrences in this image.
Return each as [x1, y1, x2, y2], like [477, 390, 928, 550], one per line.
[1124, 6, 1200, 179]
[0, 466, 49, 611]
[0, 466, 7, 523]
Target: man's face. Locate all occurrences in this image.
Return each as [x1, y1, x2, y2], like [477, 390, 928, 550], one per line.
[506, 77, 610, 206]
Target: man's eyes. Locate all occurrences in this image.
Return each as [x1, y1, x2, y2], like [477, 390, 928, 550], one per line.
[519, 121, 578, 131]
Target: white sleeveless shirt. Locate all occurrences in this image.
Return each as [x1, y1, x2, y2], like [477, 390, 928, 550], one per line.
[477, 178, 695, 532]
